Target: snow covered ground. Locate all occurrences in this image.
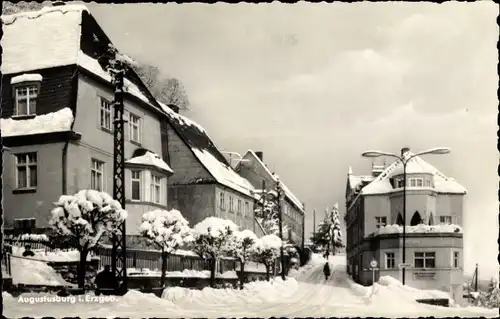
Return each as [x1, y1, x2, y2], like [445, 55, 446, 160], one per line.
[4, 254, 497, 318]
[9, 255, 75, 287]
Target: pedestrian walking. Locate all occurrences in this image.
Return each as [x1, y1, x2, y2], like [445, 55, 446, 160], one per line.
[22, 245, 35, 257]
[323, 262, 331, 281]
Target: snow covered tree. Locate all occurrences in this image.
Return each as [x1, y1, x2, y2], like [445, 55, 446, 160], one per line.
[310, 204, 343, 257]
[477, 277, 500, 308]
[226, 229, 258, 289]
[139, 209, 193, 286]
[330, 203, 343, 255]
[49, 190, 127, 288]
[190, 217, 239, 288]
[253, 235, 282, 281]
[254, 190, 289, 237]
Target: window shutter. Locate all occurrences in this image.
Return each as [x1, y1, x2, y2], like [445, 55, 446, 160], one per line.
[124, 169, 131, 199]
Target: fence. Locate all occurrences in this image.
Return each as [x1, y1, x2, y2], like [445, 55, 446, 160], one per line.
[5, 238, 280, 276]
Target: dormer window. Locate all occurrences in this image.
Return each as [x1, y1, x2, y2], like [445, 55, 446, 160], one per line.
[409, 178, 423, 187]
[11, 74, 42, 117]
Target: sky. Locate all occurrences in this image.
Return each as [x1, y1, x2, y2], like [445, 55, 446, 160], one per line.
[82, 1, 499, 278]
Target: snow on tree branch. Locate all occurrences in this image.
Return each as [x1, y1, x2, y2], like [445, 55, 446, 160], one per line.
[254, 234, 282, 266]
[49, 190, 127, 251]
[191, 217, 239, 259]
[227, 229, 258, 263]
[139, 209, 194, 254]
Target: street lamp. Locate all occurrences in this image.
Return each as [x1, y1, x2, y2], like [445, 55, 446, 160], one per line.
[361, 146, 451, 285]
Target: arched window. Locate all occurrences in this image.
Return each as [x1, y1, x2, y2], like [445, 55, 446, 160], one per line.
[428, 212, 434, 226]
[410, 211, 423, 226]
[396, 213, 404, 226]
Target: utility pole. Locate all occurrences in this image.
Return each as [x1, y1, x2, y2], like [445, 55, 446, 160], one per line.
[301, 202, 305, 251]
[313, 209, 316, 236]
[276, 177, 286, 281]
[109, 54, 127, 295]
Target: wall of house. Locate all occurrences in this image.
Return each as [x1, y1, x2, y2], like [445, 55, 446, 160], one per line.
[2, 142, 65, 227]
[435, 194, 464, 225]
[166, 125, 213, 184]
[363, 191, 464, 237]
[73, 74, 163, 160]
[236, 155, 274, 190]
[1, 65, 77, 119]
[167, 184, 216, 226]
[215, 185, 255, 231]
[357, 234, 464, 302]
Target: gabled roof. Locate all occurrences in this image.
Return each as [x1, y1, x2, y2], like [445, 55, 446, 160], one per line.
[125, 151, 174, 174]
[360, 152, 467, 195]
[1, 4, 161, 113]
[157, 101, 255, 197]
[2, 5, 255, 198]
[240, 150, 305, 212]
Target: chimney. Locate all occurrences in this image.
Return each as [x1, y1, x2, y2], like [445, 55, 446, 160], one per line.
[52, 1, 66, 6]
[168, 104, 179, 114]
[255, 151, 263, 161]
[401, 147, 410, 157]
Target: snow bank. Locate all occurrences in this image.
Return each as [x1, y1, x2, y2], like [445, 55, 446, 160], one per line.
[0, 108, 73, 137]
[11, 246, 93, 262]
[19, 233, 49, 242]
[371, 224, 462, 236]
[126, 151, 173, 173]
[126, 268, 237, 279]
[11, 73, 43, 84]
[10, 255, 76, 287]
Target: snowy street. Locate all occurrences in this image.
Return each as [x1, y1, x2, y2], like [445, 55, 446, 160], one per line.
[4, 255, 497, 318]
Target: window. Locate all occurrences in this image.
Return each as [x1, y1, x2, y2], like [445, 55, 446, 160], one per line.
[375, 216, 387, 229]
[100, 98, 112, 131]
[385, 252, 395, 269]
[15, 86, 38, 116]
[416, 179, 423, 187]
[439, 216, 453, 225]
[245, 202, 249, 216]
[414, 252, 436, 268]
[409, 178, 423, 188]
[16, 153, 37, 188]
[219, 192, 225, 210]
[129, 113, 141, 143]
[396, 179, 405, 188]
[91, 159, 104, 191]
[425, 180, 431, 187]
[237, 199, 242, 214]
[453, 252, 459, 268]
[131, 171, 141, 201]
[229, 196, 234, 212]
[150, 174, 162, 204]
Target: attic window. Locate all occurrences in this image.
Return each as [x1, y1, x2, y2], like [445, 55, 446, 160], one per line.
[11, 74, 43, 117]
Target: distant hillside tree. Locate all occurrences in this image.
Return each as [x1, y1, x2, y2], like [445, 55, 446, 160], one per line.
[132, 62, 190, 110]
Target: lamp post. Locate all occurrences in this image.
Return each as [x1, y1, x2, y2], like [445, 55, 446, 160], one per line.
[361, 146, 451, 285]
[275, 176, 286, 281]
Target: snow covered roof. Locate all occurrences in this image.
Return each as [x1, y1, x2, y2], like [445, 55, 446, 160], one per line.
[360, 152, 467, 195]
[348, 174, 374, 191]
[242, 150, 305, 212]
[0, 108, 74, 137]
[2, 4, 161, 113]
[126, 151, 174, 174]
[1, 4, 88, 74]
[157, 101, 255, 197]
[11, 73, 43, 84]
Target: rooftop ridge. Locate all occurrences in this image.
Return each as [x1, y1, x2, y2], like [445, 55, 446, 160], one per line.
[1, 4, 88, 24]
